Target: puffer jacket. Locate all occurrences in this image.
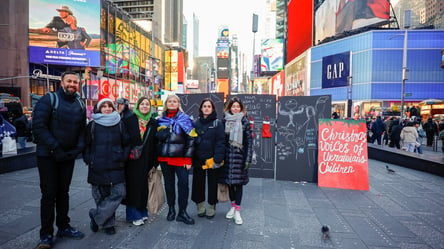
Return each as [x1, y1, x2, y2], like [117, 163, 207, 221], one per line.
[219, 116, 253, 185]
[400, 126, 418, 143]
[32, 88, 86, 157]
[156, 111, 195, 158]
[192, 112, 225, 167]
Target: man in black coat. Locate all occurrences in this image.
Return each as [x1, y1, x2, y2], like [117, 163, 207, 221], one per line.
[32, 71, 86, 248]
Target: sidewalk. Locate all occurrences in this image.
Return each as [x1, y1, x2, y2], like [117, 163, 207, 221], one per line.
[0, 158, 443, 249]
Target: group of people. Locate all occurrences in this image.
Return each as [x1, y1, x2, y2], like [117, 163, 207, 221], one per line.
[32, 72, 253, 249]
[368, 115, 444, 154]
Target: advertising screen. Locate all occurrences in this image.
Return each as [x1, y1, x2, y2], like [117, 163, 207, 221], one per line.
[29, 0, 101, 67]
[287, 0, 313, 63]
[216, 39, 230, 59]
[315, 0, 390, 43]
[260, 39, 283, 72]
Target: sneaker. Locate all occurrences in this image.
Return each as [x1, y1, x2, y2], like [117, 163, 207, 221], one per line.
[89, 213, 99, 233]
[234, 210, 243, 225]
[132, 219, 144, 226]
[225, 207, 235, 219]
[142, 216, 149, 221]
[104, 227, 116, 235]
[56, 226, 85, 239]
[36, 235, 53, 249]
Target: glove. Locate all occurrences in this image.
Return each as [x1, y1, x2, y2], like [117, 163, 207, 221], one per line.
[213, 160, 224, 169]
[244, 162, 251, 170]
[53, 147, 69, 162]
[202, 157, 214, 170]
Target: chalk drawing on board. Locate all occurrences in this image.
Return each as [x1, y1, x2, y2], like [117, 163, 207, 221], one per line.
[278, 100, 305, 128]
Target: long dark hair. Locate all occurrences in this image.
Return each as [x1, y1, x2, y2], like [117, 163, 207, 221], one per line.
[224, 97, 246, 115]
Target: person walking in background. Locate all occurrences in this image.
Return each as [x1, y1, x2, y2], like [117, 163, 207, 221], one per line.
[389, 119, 402, 149]
[439, 121, 444, 155]
[191, 98, 225, 219]
[11, 109, 30, 149]
[83, 98, 130, 235]
[123, 97, 158, 226]
[32, 71, 86, 249]
[400, 122, 419, 152]
[383, 116, 393, 145]
[415, 121, 425, 154]
[423, 117, 438, 146]
[156, 94, 196, 225]
[220, 97, 253, 225]
[371, 116, 385, 145]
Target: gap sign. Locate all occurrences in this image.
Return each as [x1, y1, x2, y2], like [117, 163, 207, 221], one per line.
[322, 51, 350, 89]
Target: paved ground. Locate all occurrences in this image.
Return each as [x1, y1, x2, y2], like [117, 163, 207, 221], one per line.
[0, 157, 443, 249]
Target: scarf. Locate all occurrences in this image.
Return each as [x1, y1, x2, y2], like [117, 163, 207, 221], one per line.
[224, 111, 244, 149]
[134, 101, 152, 121]
[158, 110, 196, 136]
[138, 118, 149, 139]
[92, 111, 121, 127]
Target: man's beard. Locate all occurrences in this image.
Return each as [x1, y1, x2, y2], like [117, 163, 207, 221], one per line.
[63, 86, 77, 96]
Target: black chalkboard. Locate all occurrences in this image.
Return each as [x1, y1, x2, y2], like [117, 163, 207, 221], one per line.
[275, 95, 331, 182]
[227, 94, 276, 179]
[177, 93, 225, 120]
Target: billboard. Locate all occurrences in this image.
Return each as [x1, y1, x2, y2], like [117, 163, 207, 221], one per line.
[165, 50, 178, 91]
[29, 0, 101, 67]
[322, 51, 350, 89]
[270, 71, 284, 99]
[287, 0, 313, 63]
[260, 39, 283, 72]
[315, 0, 390, 43]
[216, 39, 230, 59]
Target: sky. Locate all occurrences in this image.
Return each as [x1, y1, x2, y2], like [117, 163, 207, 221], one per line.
[183, 0, 268, 65]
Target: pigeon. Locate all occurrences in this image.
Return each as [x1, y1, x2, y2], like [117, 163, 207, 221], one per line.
[386, 165, 395, 173]
[322, 225, 330, 240]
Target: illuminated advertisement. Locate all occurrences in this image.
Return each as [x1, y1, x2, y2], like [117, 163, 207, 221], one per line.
[29, 0, 101, 66]
[218, 26, 229, 40]
[270, 71, 284, 99]
[260, 39, 283, 72]
[253, 78, 270, 94]
[287, 0, 313, 62]
[286, 54, 306, 96]
[216, 39, 230, 59]
[165, 50, 178, 91]
[315, 0, 390, 43]
[322, 52, 350, 89]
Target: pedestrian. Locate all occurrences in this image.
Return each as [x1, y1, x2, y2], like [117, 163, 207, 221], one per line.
[32, 71, 86, 249]
[156, 94, 196, 225]
[415, 121, 426, 154]
[11, 109, 30, 149]
[382, 116, 392, 145]
[371, 116, 385, 145]
[83, 98, 130, 235]
[423, 117, 438, 146]
[220, 97, 253, 225]
[123, 97, 158, 226]
[439, 121, 444, 155]
[191, 98, 225, 219]
[389, 119, 402, 149]
[400, 122, 418, 152]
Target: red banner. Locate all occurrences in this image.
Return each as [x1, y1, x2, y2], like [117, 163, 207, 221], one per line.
[318, 119, 369, 191]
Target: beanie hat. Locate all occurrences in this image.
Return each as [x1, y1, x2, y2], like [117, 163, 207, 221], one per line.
[97, 98, 116, 111]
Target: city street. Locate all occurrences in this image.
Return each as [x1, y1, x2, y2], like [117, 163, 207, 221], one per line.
[0, 158, 443, 249]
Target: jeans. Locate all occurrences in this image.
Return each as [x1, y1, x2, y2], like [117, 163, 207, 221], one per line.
[91, 183, 126, 228]
[37, 156, 75, 238]
[17, 136, 27, 149]
[160, 162, 189, 211]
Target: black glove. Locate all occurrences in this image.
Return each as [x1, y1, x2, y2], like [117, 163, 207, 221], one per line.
[53, 147, 69, 162]
[244, 162, 251, 170]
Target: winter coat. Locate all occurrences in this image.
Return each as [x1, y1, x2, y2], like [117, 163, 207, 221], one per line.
[124, 115, 158, 210]
[192, 113, 225, 167]
[32, 88, 86, 158]
[390, 120, 402, 142]
[371, 117, 385, 136]
[120, 109, 141, 147]
[219, 116, 253, 186]
[83, 121, 131, 186]
[13, 114, 29, 137]
[400, 126, 418, 143]
[156, 111, 195, 158]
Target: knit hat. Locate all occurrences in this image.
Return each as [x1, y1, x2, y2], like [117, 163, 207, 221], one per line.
[97, 98, 115, 111]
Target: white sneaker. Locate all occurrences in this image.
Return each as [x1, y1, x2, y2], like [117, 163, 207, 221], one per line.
[226, 207, 235, 219]
[234, 210, 243, 225]
[132, 219, 144, 226]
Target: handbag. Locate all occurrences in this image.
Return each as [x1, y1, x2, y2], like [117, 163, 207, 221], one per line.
[217, 183, 229, 202]
[129, 126, 151, 160]
[147, 167, 165, 214]
[415, 141, 421, 148]
[2, 136, 17, 155]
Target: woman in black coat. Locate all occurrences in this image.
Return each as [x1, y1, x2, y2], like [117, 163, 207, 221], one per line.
[220, 97, 253, 225]
[123, 97, 158, 226]
[191, 98, 225, 219]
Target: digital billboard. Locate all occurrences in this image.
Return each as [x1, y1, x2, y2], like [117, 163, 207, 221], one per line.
[315, 0, 390, 43]
[260, 39, 283, 72]
[29, 0, 101, 67]
[287, 0, 313, 63]
[216, 39, 230, 59]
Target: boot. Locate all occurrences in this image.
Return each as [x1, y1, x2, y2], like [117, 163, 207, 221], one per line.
[206, 204, 215, 219]
[197, 202, 206, 217]
[176, 210, 195, 225]
[226, 207, 235, 219]
[234, 210, 243, 225]
[167, 206, 176, 221]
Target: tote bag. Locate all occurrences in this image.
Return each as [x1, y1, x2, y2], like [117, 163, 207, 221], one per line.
[147, 167, 165, 214]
